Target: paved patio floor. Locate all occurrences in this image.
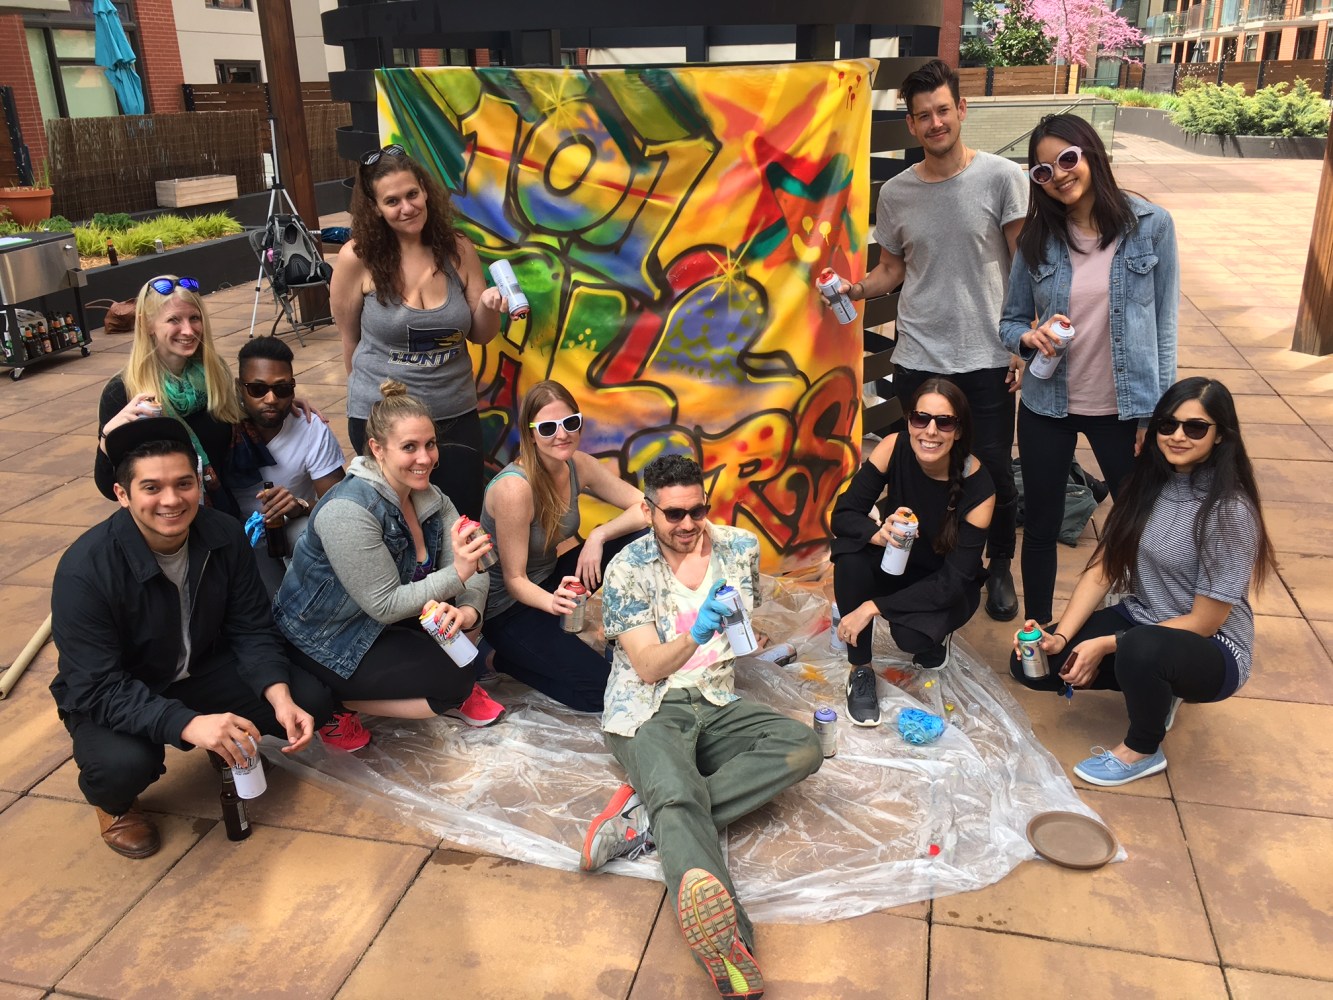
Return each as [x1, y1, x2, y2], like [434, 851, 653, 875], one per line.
[0, 131, 1330, 999]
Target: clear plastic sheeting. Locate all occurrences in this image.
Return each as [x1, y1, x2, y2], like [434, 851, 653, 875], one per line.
[267, 576, 1121, 922]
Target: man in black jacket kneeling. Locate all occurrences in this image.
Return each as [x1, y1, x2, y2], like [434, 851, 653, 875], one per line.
[51, 418, 333, 858]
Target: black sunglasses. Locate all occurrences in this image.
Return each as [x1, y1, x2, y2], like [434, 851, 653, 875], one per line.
[1154, 417, 1215, 440]
[360, 143, 406, 167]
[907, 410, 961, 433]
[647, 498, 711, 524]
[1030, 145, 1084, 185]
[240, 380, 297, 399]
[530, 413, 583, 438]
[149, 276, 200, 295]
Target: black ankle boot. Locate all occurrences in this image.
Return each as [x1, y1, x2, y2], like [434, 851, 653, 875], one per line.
[985, 557, 1018, 621]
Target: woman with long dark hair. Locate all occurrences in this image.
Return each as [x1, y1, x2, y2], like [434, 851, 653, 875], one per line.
[479, 380, 645, 712]
[831, 378, 996, 727]
[999, 113, 1179, 628]
[1011, 378, 1275, 786]
[330, 145, 506, 518]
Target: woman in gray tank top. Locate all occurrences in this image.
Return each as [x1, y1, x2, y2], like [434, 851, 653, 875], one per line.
[331, 146, 511, 518]
[480, 380, 647, 712]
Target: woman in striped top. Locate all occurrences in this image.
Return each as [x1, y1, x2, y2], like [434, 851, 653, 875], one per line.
[1009, 377, 1276, 786]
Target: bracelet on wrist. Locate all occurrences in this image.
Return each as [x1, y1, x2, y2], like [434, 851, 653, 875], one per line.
[1052, 632, 1069, 646]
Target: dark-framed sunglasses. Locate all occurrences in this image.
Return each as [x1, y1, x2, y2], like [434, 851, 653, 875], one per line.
[240, 379, 297, 400]
[907, 410, 961, 433]
[149, 276, 201, 295]
[359, 143, 406, 167]
[1030, 146, 1084, 185]
[530, 412, 583, 438]
[647, 498, 711, 524]
[1154, 416, 1215, 440]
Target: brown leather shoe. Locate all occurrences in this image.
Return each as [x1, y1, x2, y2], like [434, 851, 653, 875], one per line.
[95, 805, 161, 859]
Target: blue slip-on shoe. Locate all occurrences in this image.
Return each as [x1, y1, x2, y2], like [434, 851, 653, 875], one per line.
[1073, 746, 1167, 787]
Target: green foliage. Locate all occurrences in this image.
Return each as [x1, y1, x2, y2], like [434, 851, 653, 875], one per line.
[76, 226, 111, 257]
[1080, 86, 1178, 110]
[91, 211, 134, 232]
[189, 212, 243, 240]
[965, 0, 1055, 67]
[1173, 80, 1330, 137]
[39, 215, 75, 232]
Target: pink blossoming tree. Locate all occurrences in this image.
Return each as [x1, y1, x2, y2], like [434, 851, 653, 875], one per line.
[1028, 0, 1145, 69]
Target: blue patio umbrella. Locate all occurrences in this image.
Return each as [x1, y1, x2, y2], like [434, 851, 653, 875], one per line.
[93, 0, 144, 115]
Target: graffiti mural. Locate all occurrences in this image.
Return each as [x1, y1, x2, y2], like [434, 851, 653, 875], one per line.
[375, 60, 876, 572]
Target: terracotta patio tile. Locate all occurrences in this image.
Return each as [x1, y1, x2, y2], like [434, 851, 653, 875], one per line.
[1177, 367, 1274, 394]
[1178, 342, 1249, 369]
[0, 432, 98, 478]
[0, 430, 59, 463]
[1283, 394, 1333, 423]
[1, 476, 111, 527]
[927, 924, 1226, 1000]
[1176, 325, 1231, 346]
[1262, 502, 1333, 557]
[1239, 615, 1333, 705]
[1168, 698, 1333, 818]
[0, 792, 16, 814]
[1181, 803, 1333, 982]
[1245, 348, 1333, 373]
[1227, 969, 1333, 1000]
[0, 646, 69, 795]
[0, 586, 54, 667]
[0, 374, 105, 420]
[1240, 425, 1333, 462]
[1312, 620, 1333, 662]
[1277, 553, 1333, 621]
[936, 789, 1214, 962]
[0, 797, 204, 990]
[0, 471, 75, 517]
[1251, 459, 1333, 506]
[1263, 371, 1333, 396]
[1234, 394, 1305, 426]
[0, 520, 83, 579]
[0, 982, 45, 1000]
[338, 850, 663, 1000]
[1250, 575, 1302, 618]
[61, 826, 427, 1000]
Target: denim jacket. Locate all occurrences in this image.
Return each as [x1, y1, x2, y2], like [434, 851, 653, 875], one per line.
[273, 457, 485, 678]
[999, 197, 1178, 420]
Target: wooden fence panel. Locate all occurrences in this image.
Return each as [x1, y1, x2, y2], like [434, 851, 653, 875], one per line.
[1263, 59, 1327, 91]
[958, 67, 989, 97]
[304, 102, 355, 184]
[991, 65, 1070, 95]
[1221, 62, 1262, 92]
[46, 112, 265, 222]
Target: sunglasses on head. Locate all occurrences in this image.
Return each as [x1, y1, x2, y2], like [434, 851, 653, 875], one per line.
[530, 412, 583, 438]
[1030, 146, 1084, 185]
[1154, 416, 1215, 440]
[360, 143, 406, 167]
[907, 410, 961, 432]
[648, 498, 711, 524]
[149, 276, 200, 295]
[240, 379, 297, 399]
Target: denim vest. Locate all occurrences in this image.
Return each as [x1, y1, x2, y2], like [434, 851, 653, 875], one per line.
[999, 197, 1179, 421]
[273, 462, 446, 678]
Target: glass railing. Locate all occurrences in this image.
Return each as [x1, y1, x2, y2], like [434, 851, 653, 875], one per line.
[1243, 0, 1288, 18]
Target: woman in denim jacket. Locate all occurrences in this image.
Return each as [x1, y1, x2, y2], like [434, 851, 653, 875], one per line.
[274, 380, 503, 745]
[1000, 114, 1178, 627]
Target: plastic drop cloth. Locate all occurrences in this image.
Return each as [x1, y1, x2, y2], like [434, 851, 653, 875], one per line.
[267, 576, 1122, 922]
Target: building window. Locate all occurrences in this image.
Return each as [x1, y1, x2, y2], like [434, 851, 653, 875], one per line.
[26, 25, 124, 120]
[1261, 30, 1280, 60]
[390, 48, 417, 67]
[1220, 35, 1238, 59]
[1242, 32, 1258, 59]
[1294, 27, 1315, 59]
[206, 0, 252, 9]
[216, 60, 261, 84]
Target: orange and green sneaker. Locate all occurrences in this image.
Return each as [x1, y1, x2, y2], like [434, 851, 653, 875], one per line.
[676, 868, 764, 999]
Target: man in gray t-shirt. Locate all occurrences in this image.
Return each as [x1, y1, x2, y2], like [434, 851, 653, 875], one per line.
[842, 59, 1027, 623]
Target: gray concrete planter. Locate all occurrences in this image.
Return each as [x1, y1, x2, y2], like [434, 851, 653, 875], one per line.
[83, 232, 255, 306]
[1115, 106, 1326, 159]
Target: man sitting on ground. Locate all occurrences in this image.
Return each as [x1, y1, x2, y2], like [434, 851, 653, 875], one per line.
[50, 418, 334, 859]
[580, 454, 823, 1000]
[230, 336, 345, 594]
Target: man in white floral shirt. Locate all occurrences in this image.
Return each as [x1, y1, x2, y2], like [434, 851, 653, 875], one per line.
[578, 454, 822, 1000]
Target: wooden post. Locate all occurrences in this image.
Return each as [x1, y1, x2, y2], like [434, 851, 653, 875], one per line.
[1293, 120, 1333, 356]
[257, 0, 329, 325]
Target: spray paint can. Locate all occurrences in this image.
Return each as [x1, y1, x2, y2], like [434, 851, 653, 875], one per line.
[755, 642, 797, 665]
[153, 238, 165, 254]
[487, 259, 530, 319]
[815, 268, 857, 325]
[813, 707, 839, 758]
[879, 511, 919, 576]
[830, 602, 847, 653]
[457, 516, 498, 571]
[561, 580, 588, 634]
[1027, 319, 1076, 380]
[420, 602, 479, 667]
[715, 583, 758, 656]
[1016, 626, 1051, 679]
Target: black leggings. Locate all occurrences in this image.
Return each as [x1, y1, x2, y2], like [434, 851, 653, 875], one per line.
[349, 409, 485, 519]
[831, 546, 963, 667]
[287, 620, 475, 715]
[1009, 605, 1235, 754]
[1017, 406, 1138, 624]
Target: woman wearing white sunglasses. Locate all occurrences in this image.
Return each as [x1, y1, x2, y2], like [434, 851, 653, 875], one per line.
[479, 380, 645, 711]
[999, 113, 1179, 630]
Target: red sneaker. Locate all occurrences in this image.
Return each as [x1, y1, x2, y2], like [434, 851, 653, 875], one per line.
[444, 684, 506, 727]
[318, 711, 372, 751]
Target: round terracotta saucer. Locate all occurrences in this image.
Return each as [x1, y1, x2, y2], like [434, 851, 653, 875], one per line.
[1026, 811, 1118, 870]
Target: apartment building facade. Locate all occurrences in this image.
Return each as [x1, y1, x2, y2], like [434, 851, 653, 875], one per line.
[1144, 0, 1333, 64]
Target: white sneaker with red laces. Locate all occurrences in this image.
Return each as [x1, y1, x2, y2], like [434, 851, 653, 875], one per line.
[444, 684, 506, 727]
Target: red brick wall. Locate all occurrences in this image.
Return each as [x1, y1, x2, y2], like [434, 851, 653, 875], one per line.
[940, 0, 962, 68]
[418, 49, 443, 67]
[0, 14, 47, 174]
[134, 0, 185, 113]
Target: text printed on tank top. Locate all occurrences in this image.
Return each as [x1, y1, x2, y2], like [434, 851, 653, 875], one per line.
[392, 325, 464, 368]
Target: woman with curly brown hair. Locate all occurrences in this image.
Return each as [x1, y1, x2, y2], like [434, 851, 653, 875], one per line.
[331, 145, 506, 518]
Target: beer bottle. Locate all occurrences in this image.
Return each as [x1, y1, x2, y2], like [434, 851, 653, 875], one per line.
[263, 482, 289, 559]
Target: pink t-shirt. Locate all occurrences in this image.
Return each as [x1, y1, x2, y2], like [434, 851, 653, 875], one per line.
[1065, 227, 1118, 416]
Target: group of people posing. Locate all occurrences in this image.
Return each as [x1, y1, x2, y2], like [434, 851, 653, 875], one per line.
[48, 59, 1272, 1000]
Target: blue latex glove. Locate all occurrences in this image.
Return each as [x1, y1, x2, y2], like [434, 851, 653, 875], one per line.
[243, 510, 267, 547]
[690, 580, 731, 645]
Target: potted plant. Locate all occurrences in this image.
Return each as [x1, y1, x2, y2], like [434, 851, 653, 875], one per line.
[0, 159, 55, 227]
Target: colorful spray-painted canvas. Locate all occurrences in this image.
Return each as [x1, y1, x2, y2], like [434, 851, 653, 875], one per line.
[375, 60, 875, 572]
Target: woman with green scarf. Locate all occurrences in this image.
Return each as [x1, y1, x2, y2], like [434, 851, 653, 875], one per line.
[95, 276, 244, 515]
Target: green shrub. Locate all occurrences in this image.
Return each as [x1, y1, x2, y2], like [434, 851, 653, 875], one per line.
[64, 211, 242, 260]
[1080, 86, 1178, 111]
[75, 226, 111, 257]
[190, 212, 243, 240]
[38, 215, 75, 232]
[90, 211, 134, 232]
[1172, 80, 1330, 137]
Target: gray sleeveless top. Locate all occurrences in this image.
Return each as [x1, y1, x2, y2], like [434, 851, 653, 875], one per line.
[347, 260, 476, 421]
[480, 459, 581, 617]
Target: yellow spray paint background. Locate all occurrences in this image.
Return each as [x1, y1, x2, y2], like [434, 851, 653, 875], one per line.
[375, 60, 875, 572]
